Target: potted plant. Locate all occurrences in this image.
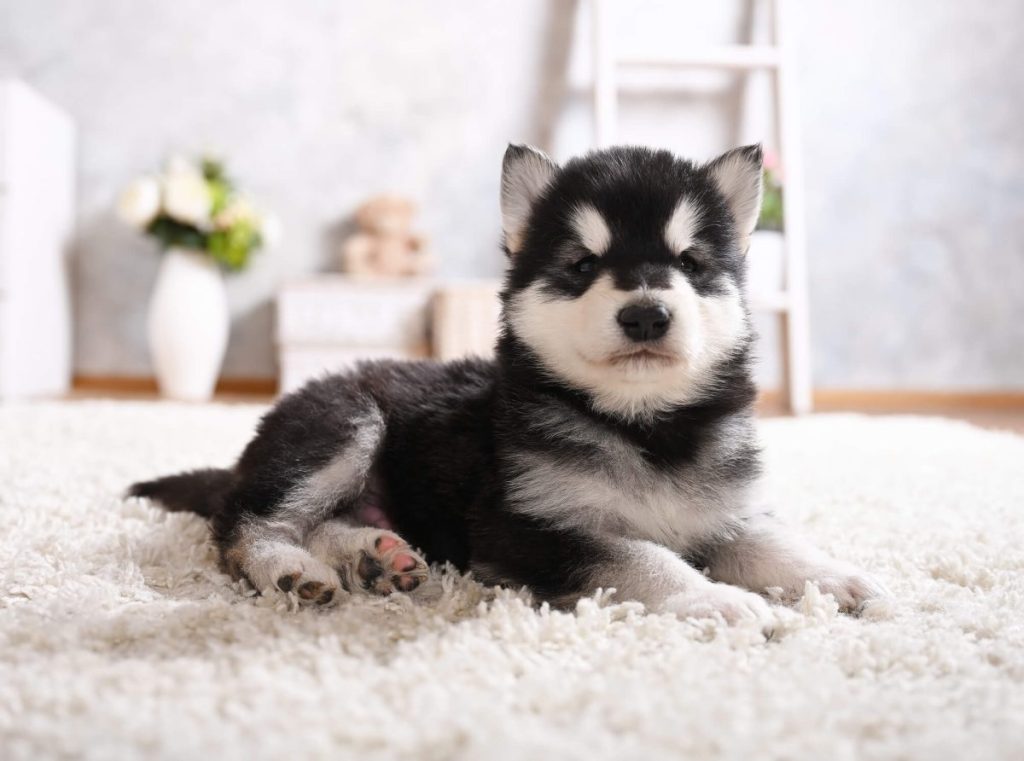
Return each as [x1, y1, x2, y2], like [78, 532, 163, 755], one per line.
[118, 157, 279, 401]
[747, 151, 785, 293]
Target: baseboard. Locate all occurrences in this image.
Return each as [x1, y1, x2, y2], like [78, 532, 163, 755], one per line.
[69, 376, 1024, 409]
[72, 375, 278, 396]
[758, 389, 1024, 411]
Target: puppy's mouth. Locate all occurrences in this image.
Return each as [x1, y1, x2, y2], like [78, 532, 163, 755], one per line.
[604, 346, 679, 368]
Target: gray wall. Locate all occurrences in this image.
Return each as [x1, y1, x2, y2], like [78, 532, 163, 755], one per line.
[798, 2, 1024, 389]
[1, 0, 1022, 388]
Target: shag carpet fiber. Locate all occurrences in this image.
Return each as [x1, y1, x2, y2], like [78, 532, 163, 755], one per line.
[1, 402, 1023, 760]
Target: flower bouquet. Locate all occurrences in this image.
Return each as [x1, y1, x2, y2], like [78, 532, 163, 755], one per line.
[117, 157, 279, 401]
[118, 156, 278, 270]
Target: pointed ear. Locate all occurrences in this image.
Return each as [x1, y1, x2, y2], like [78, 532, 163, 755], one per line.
[706, 144, 764, 251]
[501, 144, 557, 254]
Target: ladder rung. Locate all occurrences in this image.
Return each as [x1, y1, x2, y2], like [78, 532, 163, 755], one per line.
[617, 45, 781, 71]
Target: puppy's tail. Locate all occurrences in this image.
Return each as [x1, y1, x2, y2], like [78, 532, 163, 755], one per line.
[126, 468, 235, 518]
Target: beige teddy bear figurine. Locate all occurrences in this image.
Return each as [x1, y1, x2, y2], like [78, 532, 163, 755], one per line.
[339, 194, 433, 277]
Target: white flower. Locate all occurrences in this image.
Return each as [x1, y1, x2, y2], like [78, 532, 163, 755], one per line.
[163, 166, 212, 226]
[117, 177, 161, 228]
[260, 213, 283, 248]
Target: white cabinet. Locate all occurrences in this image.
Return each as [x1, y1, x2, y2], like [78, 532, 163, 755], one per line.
[276, 277, 435, 394]
[276, 276, 503, 395]
[0, 80, 75, 399]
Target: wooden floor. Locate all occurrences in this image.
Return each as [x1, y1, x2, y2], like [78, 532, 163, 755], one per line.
[757, 401, 1024, 434]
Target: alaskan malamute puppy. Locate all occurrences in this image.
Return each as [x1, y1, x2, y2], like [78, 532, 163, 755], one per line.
[131, 144, 884, 624]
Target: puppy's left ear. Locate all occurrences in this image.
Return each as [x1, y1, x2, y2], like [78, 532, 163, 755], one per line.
[501, 144, 557, 255]
[706, 144, 764, 252]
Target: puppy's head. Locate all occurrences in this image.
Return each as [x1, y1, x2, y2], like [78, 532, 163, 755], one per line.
[500, 144, 762, 419]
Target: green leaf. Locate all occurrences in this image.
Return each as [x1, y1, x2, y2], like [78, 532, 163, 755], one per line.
[207, 218, 261, 271]
[201, 157, 227, 184]
[758, 167, 784, 232]
[145, 215, 208, 250]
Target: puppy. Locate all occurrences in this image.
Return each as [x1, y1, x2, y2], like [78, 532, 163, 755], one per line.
[130, 144, 885, 623]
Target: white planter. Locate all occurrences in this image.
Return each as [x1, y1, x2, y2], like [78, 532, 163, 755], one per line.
[147, 248, 228, 401]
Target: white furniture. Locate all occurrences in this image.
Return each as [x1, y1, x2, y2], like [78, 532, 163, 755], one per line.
[0, 80, 75, 400]
[590, 0, 812, 413]
[276, 277, 504, 394]
[431, 281, 502, 361]
[277, 277, 435, 394]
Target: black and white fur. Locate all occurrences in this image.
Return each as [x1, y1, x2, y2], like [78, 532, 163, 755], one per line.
[130, 144, 885, 623]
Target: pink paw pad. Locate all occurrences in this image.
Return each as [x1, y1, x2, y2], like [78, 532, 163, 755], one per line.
[392, 553, 418, 572]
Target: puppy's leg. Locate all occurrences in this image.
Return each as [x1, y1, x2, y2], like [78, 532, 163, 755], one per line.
[472, 517, 772, 625]
[585, 538, 774, 625]
[218, 405, 387, 606]
[307, 518, 429, 595]
[706, 512, 887, 612]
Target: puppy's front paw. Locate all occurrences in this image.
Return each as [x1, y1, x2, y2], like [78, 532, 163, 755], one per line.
[662, 582, 774, 627]
[809, 568, 888, 613]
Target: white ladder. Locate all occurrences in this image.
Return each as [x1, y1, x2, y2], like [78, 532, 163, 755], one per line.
[591, 0, 812, 414]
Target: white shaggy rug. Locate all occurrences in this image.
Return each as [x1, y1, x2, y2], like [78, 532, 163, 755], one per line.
[1, 402, 1023, 760]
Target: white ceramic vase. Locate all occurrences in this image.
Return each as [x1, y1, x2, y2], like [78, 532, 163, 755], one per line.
[147, 248, 228, 402]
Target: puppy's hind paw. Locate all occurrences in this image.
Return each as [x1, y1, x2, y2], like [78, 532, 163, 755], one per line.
[311, 526, 430, 597]
[352, 532, 429, 595]
[247, 549, 341, 607]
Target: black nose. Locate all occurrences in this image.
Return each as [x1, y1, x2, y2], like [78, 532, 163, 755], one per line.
[617, 303, 671, 342]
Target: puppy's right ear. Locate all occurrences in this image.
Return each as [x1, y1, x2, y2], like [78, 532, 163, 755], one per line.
[501, 144, 557, 255]
[705, 144, 764, 253]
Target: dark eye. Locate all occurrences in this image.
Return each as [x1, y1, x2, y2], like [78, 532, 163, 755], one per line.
[573, 254, 598, 274]
[679, 251, 701, 274]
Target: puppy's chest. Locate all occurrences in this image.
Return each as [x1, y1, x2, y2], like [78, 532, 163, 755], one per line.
[505, 439, 743, 550]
